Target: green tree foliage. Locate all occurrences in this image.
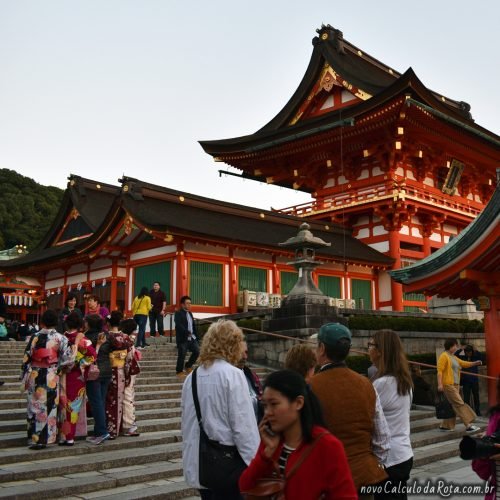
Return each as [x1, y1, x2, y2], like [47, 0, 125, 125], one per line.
[0, 169, 64, 251]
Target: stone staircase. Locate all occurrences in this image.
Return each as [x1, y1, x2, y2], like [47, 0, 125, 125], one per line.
[0, 341, 481, 499]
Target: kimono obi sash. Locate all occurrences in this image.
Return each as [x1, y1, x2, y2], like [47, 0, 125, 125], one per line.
[31, 347, 59, 367]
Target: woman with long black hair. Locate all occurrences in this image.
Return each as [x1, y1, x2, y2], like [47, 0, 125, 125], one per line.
[239, 369, 357, 499]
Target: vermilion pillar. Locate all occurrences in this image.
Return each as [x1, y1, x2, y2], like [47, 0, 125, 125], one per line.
[484, 295, 500, 407]
[388, 229, 404, 311]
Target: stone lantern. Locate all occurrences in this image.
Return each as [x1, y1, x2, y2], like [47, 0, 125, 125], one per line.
[279, 222, 330, 304]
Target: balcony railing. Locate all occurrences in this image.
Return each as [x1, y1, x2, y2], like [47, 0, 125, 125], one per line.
[277, 181, 483, 218]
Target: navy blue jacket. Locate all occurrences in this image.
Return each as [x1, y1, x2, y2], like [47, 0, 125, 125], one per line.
[174, 308, 197, 345]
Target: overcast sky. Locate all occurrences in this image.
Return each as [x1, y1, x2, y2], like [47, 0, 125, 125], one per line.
[1, 1, 499, 210]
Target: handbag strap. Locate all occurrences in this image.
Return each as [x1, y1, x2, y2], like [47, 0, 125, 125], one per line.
[192, 367, 203, 427]
[285, 431, 328, 480]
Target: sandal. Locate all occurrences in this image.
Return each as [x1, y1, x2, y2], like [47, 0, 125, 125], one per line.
[125, 430, 140, 436]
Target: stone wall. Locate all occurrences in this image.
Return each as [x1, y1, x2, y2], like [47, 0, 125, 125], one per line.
[247, 328, 485, 368]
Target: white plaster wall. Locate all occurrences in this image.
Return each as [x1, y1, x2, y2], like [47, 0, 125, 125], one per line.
[372, 166, 383, 176]
[372, 225, 388, 236]
[338, 175, 348, 185]
[117, 267, 127, 278]
[424, 177, 434, 187]
[91, 258, 112, 269]
[324, 178, 335, 188]
[45, 278, 65, 289]
[130, 245, 177, 262]
[66, 273, 87, 285]
[89, 269, 112, 280]
[406, 170, 415, 180]
[357, 228, 370, 238]
[357, 169, 369, 180]
[46, 269, 64, 279]
[430, 232, 441, 242]
[378, 271, 392, 302]
[67, 263, 87, 274]
[443, 224, 458, 234]
[368, 241, 389, 253]
[396, 167, 404, 176]
[379, 305, 393, 311]
[400, 225, 409, 235]
[411, 227, 422, 237]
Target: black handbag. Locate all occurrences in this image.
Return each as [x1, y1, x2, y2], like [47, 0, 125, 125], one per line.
[435, 393, 455, 419]
[192, 367, 246, 495]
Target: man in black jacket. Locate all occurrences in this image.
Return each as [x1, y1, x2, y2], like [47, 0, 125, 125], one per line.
[174, 296, 199, 378]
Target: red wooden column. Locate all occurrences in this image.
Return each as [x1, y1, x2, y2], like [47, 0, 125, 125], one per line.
[229, 249, 238, 314]
[388, 229, 404, 311]
[272, 256, 280, 294]
[110, 259, 118, 311]
[124, 255, 132, 315]
[175, 244, 187, 307]
[483, 294, 500, 407]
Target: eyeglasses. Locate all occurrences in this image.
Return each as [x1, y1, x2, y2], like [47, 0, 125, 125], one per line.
[367, 342, 378, 348]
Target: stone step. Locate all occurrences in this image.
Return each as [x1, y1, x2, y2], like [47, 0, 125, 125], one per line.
[1, 405, 182, 422]
[0, 442, 183, 484]
[0, 430, 181, 466]
[1, 415, 182, 434]
[0, 461, 195, 500]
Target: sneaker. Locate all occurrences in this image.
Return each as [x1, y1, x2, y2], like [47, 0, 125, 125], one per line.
[88, 433, 110, 445]
[465, 425, 479, 432]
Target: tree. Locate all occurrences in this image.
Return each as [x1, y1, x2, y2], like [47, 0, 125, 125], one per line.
[0, 169, 64, 251]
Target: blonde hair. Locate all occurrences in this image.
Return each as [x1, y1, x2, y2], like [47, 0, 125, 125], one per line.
[199, 319, 244, 367]
[284, 343, 317, 379]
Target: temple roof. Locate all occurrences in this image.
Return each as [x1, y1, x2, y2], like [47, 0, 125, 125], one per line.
[200, 25, 499, 160]
[0, 175, 393, 272]
[390, 177, 500, 298]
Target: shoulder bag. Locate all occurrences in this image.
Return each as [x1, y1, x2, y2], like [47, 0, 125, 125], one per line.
[192, 367, 246, 496]
[435, 392, 455, 419]
[241, 431, 328, 500]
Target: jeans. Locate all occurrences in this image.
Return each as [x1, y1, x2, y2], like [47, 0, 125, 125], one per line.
[134, 314, 148, 347]
[86, 377, 111, 437]
[463, 383, 481, 415]
[176, 339, 199, 373]
[149, 311, 164, 336]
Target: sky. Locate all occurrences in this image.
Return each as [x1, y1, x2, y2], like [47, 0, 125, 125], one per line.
[1, 1, 499, 210]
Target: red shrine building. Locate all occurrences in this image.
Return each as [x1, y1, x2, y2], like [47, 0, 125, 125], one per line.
[200, 25, 500, 312]
[0, 175, 391, 320]
[1, 25, 499, 320]
[391, 177, 500, 405]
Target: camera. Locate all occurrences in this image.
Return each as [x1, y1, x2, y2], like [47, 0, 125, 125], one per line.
[459, 432, 500, 460]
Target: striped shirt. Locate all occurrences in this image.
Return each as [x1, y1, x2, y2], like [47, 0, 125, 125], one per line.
[278, 444, 295, 476]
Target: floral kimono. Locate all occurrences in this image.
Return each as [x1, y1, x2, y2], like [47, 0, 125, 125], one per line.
[21, 328, 74, 446]
[58, 331, 96, 442]
[106, 331, 134, 438]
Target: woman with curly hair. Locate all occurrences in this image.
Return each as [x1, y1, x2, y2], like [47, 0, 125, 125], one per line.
[181, 319, 259, 500]
[284, 343, 317, 383]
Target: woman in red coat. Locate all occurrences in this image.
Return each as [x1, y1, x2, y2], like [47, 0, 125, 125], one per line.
[239, 370, 357, 500]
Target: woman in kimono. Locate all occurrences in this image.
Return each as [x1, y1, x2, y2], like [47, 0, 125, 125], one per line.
[21, 309, 75, 450]
[59, 311, 96, 446]
[105, 311, 134, 439]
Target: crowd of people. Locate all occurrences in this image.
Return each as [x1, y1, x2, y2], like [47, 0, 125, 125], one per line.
[2, 286, 495, 499]
[179, 320, 497, 500]
[20, 304, 141, 449]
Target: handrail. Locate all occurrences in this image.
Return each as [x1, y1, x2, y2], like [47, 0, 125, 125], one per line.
[197, 319, 496, 381]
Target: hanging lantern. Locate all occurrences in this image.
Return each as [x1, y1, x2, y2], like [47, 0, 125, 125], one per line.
[7, 295, 11, 305]
[57, 287, 61, 295]
[91, 281, 96, 288]
[77, 283, 82, 291]
[102, 279, 107, 287]
[68, 285, 72, 292]
[29, 297, 33, 307]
